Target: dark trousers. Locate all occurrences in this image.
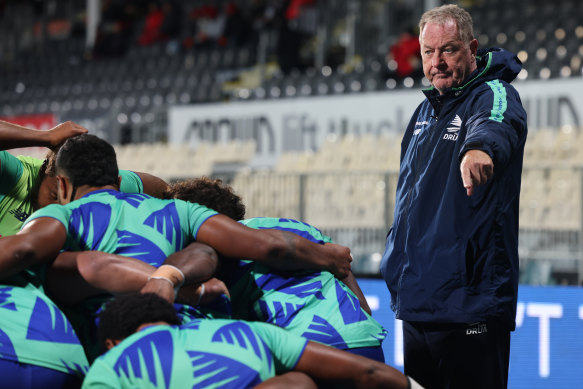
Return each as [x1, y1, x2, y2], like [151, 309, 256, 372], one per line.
[403, 320, 511, 389]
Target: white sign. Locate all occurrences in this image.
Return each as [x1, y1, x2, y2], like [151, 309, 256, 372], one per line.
[169, 78, 583, 167]
[169, 91, 421, 167]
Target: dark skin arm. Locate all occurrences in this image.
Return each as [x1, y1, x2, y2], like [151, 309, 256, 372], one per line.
[340, 271, 371, 315]
[0, 217, 66, 280]
[141, 242, 220, 303]
[0, 120, 88, 150]
[196, 215, 352, 278]
[253, 372, 318, 389]
[134, 171, 170, 198]
[47, 242, 220, 305]
[46, 251, 156, 305]
[295, 341, 409, 389]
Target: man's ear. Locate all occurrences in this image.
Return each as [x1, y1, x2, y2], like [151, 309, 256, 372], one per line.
[117, 175, 122, 189]
[56, 176, 70, 205]
[470, 38, 478, 56]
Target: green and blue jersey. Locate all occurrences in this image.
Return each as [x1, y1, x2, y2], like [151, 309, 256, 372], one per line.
[23, 189, 218, 360]
[0, 284, 89, 377]
[82, 319, 308, 388]
[0, 150, 146, 237]
[0, 152, 149, 377]
[225, 217, 387, 350]
[24, 189, 217, 267]
[0, 151, 43, 237]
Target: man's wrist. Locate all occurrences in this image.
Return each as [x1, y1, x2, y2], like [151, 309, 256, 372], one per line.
[151, 265, 185, 288]
[147, 276, 175, 289]
[148, 265, 186, 300]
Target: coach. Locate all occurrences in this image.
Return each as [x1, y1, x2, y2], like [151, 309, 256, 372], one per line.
[380, 4, 527, 389]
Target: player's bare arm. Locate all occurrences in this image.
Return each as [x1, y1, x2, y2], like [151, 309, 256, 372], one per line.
[141, 241, 220, 302]
[0, 217, 66, 280]
[253, 372, 318, 389]
[47, 242, 220, 305]
[134, 171, 170, 198]
[0, 120, 87, 150]
[339, 270, 372, 315]
[47, 251, 156, 305]
[196, 214, 352, 278]
[295, 341, 411, 389]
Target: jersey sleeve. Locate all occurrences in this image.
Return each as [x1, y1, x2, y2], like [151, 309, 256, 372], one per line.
[0, 151, 24, 196]
[22, 203, 70, 229]
[118, 170, 144, 193]
[249, 321, 308, 373]
[241, 217, 333, 244]
[81, 358, 122, 389]
[178, 199, 218, 239]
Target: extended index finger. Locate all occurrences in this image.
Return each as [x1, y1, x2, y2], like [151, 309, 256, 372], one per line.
[460, 163, 474, 196]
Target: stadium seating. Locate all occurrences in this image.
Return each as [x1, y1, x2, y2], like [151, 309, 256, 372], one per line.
[1, 1, 583, 282]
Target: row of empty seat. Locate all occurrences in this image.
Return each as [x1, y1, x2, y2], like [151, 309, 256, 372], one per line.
[276, 133, 402, 173]
[115, 140, 256, 181]
[106, 128, 583, 233]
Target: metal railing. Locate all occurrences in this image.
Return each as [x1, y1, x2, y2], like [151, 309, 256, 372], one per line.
[230, 166, 583, 285]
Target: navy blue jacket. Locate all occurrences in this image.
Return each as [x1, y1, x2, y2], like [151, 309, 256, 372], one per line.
[380, 48, 527, 330]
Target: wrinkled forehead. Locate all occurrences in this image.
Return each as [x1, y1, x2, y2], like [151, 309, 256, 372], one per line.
[420, 21, 463, 46]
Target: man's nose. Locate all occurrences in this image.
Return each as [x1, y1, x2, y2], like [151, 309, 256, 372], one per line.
[431, 52, 444, 67]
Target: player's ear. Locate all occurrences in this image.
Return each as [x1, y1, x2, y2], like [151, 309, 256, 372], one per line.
[56, 175, 70, 204]
[117, 175, 122, 189]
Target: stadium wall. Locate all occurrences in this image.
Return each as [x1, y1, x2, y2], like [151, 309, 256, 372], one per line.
[168, 77, 583, 167]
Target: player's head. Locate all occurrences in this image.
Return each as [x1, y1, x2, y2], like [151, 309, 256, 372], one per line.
[418, 4, 477, 94]
[165, 177, 246, 221]
[98, 293, 181, 352]
[31, 150, 59, 210]
[55, 134, 119, 204]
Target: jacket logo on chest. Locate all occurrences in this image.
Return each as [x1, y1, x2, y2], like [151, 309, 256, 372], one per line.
[443, 114, 462, 141]
[414, 120, 429, 136]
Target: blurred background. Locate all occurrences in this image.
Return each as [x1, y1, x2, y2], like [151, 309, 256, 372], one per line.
[2, 0, 582, 285]
[1, 1, 582, 385]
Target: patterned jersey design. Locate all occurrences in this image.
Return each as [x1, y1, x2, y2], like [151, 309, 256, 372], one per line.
[113, 330, 174, 388]
[0, 328, 17, 360]
[187, 351, 262, 388]
[0, 286, 89, 376]
[301, 315, 348, 348]
[115, 229, 168, 266]
[230, 217, 388, 350]
[257, 300, 305, 328]
[144, 202, 183, 253]
[335, 279, 369, 325]
[255, 272, 325, 300]
[0, 286, 17, 311]
[69, 202, 111, 250]
[84, 320, 305, 388]
[211, 322, 273, 369]
[26, 296, 80, 344]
